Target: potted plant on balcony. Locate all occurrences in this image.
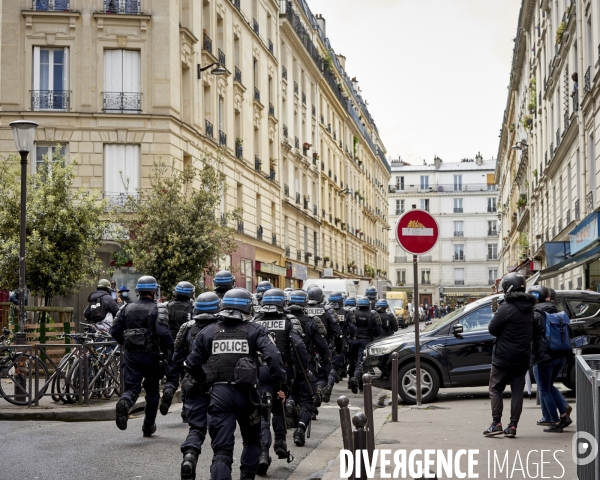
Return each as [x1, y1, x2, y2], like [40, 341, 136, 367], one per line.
[313, 152, 319, 160]
[323, 256, 330, 265]
[235, 137, 243, 145]
[533, 168, 538, 177]
[303, 142, 311, 151]
[556, 21, 566, 44]
[340, 221, 346, 229]
[517, 196, 527, 209]
[523, 115, 533, 130]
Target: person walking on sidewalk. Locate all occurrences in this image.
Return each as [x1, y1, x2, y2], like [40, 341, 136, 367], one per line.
[483, 272, 536, 438]
[529, 285, 573, 433]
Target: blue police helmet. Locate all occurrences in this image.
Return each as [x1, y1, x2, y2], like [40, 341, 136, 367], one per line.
[344, 297, 357, 307]
[220, 288, 253, 315]
[135, 275, 159, 293]
[288, 289, 308, 306]
[194, 292, 221, 314]
[365, 286, 377, 300]
[375, 299, 389, 309]
[213, 270, 235, 288]
[357, 297, 370, 308]
[261, 288, 287, 308]
[256, 281, 274, 294]
[329, 291, 343, 304]
[174, 281, 195, 298]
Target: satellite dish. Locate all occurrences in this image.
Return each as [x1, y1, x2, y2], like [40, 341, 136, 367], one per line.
[438, 186, 444, 192]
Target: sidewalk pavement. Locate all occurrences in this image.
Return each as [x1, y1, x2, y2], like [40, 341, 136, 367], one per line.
[0, 390, 181, 422]
[314, 386, 576, 480]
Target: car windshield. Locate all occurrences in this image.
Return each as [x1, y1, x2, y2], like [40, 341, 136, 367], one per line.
[421, 305, 467, 333]
[387, 299, 404, 309]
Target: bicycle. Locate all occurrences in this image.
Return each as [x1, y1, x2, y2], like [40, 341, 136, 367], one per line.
[0, 327, 49, 406]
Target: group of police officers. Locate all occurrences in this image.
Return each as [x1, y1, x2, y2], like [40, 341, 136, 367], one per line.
[109, 273, 398, 480]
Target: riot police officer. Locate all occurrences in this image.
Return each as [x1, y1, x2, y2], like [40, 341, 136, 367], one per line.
[254, 288, 306, 474]
[177, 292, 221, 480]
[285, 289, 330, 446]
[184, 288, 288, 480]
[365, 286, 378, 310]
[348, 297, 382, 394]
[161, 281, 195, 416]
[213, 270, 236, 299]
[111, 275, 173, 437]
[375, 299, 399, 338]
[328, 292, 357, 386]
[254, 280, 273, 305]
[306, 286, 343, 402]
[340, 297, 358, 379]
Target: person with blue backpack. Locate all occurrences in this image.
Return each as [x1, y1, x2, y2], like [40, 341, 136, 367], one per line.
[529, 285, 573, 433]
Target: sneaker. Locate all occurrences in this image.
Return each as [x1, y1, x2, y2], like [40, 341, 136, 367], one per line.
[559, 414, 573, 428]
[503, 425, 517, 438]
[483, 422, 503, 436]
[536, 418, 551, 426]
[115, 398, 130, 431]
[142, 423, 157, 437]
[543, 423, 563, 433]
[160, 388, 174, 416]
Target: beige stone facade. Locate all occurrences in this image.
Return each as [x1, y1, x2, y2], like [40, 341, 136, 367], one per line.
[0, 0, 390, 310]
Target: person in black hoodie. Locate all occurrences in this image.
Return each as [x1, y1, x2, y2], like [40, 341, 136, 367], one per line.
[483, 272, 536, 438]
[528, 285, 573, 433]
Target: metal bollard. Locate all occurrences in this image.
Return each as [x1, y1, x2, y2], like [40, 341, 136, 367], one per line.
[352, 412, 368, 480]
[391, 352, 399, 422]
[338, 396, 354, 480]
[362, 373, 375, 458]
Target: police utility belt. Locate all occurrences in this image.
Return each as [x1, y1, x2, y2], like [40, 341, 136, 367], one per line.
[123, 328, 156, 352]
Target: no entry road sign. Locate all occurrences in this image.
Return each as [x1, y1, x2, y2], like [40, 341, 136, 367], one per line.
[395, 209, 439, 255]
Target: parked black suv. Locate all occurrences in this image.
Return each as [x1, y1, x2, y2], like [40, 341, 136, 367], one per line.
[363, 290, 600, 404]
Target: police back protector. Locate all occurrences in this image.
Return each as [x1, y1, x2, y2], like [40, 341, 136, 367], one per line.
[255, 312, 290, 362]
[354, 309, 373, 340]
[122, 301, 158, 352]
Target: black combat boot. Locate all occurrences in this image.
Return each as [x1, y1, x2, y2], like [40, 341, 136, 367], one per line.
[142, 422, 157, 437]
[159, 387, 174, 416]
[181, 451, 198, 480]
[256, 449, 271, 476]
[285, 399, 296, 429]
[115, 398, 130, 431]
[321, 384, 332, 403]
[293, 424, 306, 446]
[348, 376, 359, 394]
[274, 437, 288, 459]
[181, 407, 188, 423]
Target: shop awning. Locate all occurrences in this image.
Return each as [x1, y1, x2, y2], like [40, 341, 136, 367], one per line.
[538, 244, 600, 281]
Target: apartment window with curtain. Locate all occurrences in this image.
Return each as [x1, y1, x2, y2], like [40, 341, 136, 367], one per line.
[420, 175, 429, 190]
[33, 143, 67, 173]
[488, 269, 498, 285]
[420, 199, 429, 212]
[396, 176, 404, 190]
[453, 175, 462, 191]
[453, 198, 463, 213]
[487, 197, 497, 213]
[421, 269, 431, 285]
[488, 220, 497, 235]
[396, 270, 406, 285]
[454, 268, 465, 285]
[453, 244, 464, 261]
[103, 49, 141, 113]
[454, 221, 463, 236]
[104, 144, 140, 206]
[488, 244, 498, 260]
[395, 199, 405, 215]
[32, 47, 69, 111]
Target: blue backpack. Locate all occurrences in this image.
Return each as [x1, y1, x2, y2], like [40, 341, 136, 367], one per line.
[543, 311, 571, 351]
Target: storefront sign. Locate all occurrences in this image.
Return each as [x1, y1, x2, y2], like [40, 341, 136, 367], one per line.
[570, 212, 600, 254]
[291, 263, 308, 281]
[255, 261, 286, 276]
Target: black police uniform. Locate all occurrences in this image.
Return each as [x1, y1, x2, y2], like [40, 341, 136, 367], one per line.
[285, 301, 329, 444]
[254, 305, 306, 473]
[377, 308, 399, 338]
[349, 304, 382, 389]
[330, 300, 357, 379]
[164, 296, 194, 391]
[111, 297, 173, 433]
[186, 309, 287, 480]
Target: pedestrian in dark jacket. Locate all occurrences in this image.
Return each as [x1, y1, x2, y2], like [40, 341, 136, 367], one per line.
[484, 272, 536, 438]
[528, 285, 573, 432]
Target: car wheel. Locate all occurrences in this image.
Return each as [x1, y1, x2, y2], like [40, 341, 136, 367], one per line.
[397, 362, 439, 405]
[562, 362, 576, 390]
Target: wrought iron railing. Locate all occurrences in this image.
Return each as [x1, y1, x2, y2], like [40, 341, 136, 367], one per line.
[584, 66, 591, 93]
[234, 67, 242, 83]
[284, 184, 289, 197]
[205, 120, 213, 138]
[575, 199, 580, 220]
[269, 103, 275, 116]
[267, 169, 275, 182]
[103, 0, 141, 14]
[283, 125, 288, 138]
[419, 255, 432, 262]
[102, 92, 141, 112]
[218, 48, 226, 68]
[272, 234, 277, 246]
[294, 82, 299, 95]
[304, 199, 310, 210]
[566, 209, 571, 224]
[296, 250, 302, 261]
[237, 220, 244, 233]
[302, 92, 306, 104]
[454, 280, 464, 286]
[394, 256, 407, 263]
[487, 254, 498, 261]
[453, 255, 465, 261]
[268, 39, 273, 54]
[294, 137, 299, 149]
[254, 87, 260, 103]
[32, 0, 70, 10]
[257, 226, 263, 241]
[488, 230, 498, 236]
[219, 130, 226, 146]
[453, 231, 464, 237]
[313, 204, 317, 216]
[203, 33, 212, 53]
[235, 143, 243, 160]
[252, 18, 259, 34]
[453, 207, 463, 213]
[230, 0, 240, 10]
[295, 192, 301, 205]
[284, 246, 290, 257]
[254, 156, 261, 171]
[282, 66, 287, 80]
[104, 191, 139, 210]
[31, 90, 70, 110]
[312, 105, 316, 117]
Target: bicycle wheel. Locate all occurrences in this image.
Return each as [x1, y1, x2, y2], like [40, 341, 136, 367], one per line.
[56, 354, 79, 404]
[0, 354, 49, 406]
[102, 355, 120, 399]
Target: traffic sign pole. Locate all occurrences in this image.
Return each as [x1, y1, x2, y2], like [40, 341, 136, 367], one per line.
[395, 209, 439, 407]
[413, 255, 421, 406]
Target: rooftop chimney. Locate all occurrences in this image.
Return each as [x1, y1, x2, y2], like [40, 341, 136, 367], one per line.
[434, 155, 442, 169]
[316, 14, 326, 37]
[475, 152, 483, 165]
[336, 54, 346, 71]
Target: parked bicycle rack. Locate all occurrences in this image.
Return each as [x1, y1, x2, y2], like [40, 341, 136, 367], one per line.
[575, 351, 600, 480]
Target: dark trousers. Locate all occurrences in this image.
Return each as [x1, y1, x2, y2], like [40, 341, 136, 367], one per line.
[536, 357, 567, 423]
[208, 384, 261, 480]
[121, 352, 161, 427]
[489, 365, 528, 426]
[258, 365, 289, 450]
[350, 339, 370, 379]
[180, 392, 210, 454]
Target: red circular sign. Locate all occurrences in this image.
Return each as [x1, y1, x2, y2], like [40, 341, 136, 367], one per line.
[396, 209, 439, 255]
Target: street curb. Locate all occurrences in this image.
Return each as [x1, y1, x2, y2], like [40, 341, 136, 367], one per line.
[0, 390, 181, 422]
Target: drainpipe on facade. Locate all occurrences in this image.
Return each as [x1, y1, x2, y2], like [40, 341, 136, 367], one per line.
[577, 0, 588, 214]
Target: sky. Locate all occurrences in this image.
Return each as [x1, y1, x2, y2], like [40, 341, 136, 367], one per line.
[312, 0, 522, 164]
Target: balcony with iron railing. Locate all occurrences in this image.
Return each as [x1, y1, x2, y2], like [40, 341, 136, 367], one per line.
[203, 33, 212, 53]
[252, 18, 259, 34]
[296, 250, 302, 261]
[487, 254, 498, 261]
[31, 90, 70, 111]
[237, 220, 244, 234]
[488, 229, 498, 237]
[575, 199, 580, 220]
[234, 67, 242, 84]
[268, 39, 273, 55]
[283, 124, 288, 138]
[282, 66, 287, 80]
[454, 280, 465, 286]
[32, 0, 70, 11]
[294, 82, 299, 95]
[394, 256, 407, 263]
[304, 199, 309, 210]
[453, 207, 463, 213]
[104, 191, 139, 210]
[254, 87, 261, 103]
[103, 92, 141, 112]
[584, 66, 592, 94]
[272, 234, 277, 246]
[313, 204, 317, 216]
[302, 92, 306, 104]
[269, 103, 275, 117]
[257, 226, 263, 241]
[487, 207, 497, 213]
[267, 169, 275, 182]
[453, 231, 464, 237]
[235, 143, 243, 160]
[453, 255, 465, 262]
[284, 246, 290, 257]
[219, 130, 226, 147]
[205, 120, 213, 138]
[294, 137, 299, 149]
[295, 192, 301, 205]
[421, 280, 432, 285]
[419, 255, 432, 262]
[312, 105, 316, 117]
[218, 49, 226, 68]
[103, 0, 141, 14]
[230, 0, 240, 10]
[254, 156, 261, 172]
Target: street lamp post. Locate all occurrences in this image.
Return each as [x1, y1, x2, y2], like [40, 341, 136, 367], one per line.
[9, 120, 39, 345]
[196, 62, 227, 79]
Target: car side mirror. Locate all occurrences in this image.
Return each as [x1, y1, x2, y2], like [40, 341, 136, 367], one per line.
[452, 324, 464, 336]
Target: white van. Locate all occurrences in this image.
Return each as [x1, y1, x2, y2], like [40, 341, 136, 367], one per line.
[302, 278, 360, 302]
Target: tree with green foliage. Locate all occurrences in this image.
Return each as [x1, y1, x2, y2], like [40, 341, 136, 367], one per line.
[115, 154, 239, 296]
[0, 149, 107, 305]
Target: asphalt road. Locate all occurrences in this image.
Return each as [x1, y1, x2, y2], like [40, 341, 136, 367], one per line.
[2, 381, 379, 480]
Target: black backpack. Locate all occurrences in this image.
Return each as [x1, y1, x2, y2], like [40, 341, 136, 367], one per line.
[85, 293, 108, 324]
